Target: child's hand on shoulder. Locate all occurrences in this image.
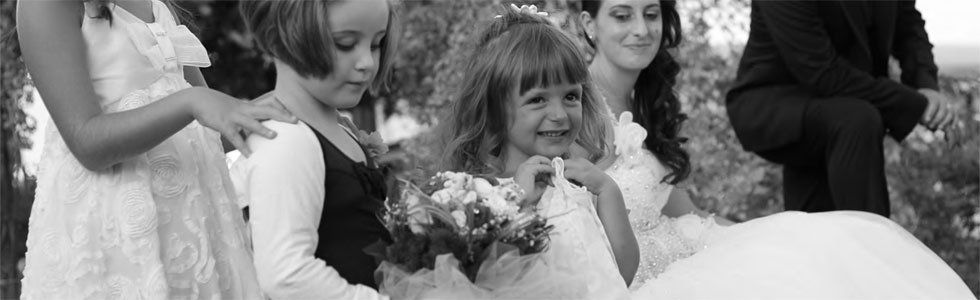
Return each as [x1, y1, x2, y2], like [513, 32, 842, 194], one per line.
[189, 88, 297, 157]
[562, 157, 618, 196]
[514, 155, 554, 205]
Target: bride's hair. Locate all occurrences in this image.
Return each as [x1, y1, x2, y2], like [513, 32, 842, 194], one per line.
[582, 0, 690, 185]
[439, 6, 609, 176]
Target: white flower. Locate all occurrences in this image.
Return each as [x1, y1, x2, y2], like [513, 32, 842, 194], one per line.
[472, 178, 495, 198]
[440, 171, 471, 192]
[495, 180, 525, 201]
[675, 214, 708, 240]
[484, 194, 519, 217]
[408, 206, 432, 234]
[451, 210, 467, 228]
[496, 4, 549, 18]
[431, 189, 453, 205]
[613, 112, 647, 157]
[405, 194, 420, 208]
[462, 191, 478, 204]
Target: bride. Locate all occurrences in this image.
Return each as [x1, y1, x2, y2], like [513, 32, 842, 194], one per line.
[580, 0, 974, 298]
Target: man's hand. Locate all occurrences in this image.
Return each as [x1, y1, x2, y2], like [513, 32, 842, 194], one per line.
[918, 89, 956, 131]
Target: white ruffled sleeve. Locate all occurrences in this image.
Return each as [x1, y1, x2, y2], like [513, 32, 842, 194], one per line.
[233, 121, 387, 300]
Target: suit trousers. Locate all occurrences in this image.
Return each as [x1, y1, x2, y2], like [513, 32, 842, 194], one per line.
[757, 97, 890, 217]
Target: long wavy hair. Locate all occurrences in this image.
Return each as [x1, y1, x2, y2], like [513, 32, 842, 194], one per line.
[440, 6, 609, 176]
[582, 0, 689, 185]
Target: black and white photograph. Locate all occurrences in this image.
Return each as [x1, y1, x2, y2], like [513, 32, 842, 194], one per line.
[1, 0, 977, 299]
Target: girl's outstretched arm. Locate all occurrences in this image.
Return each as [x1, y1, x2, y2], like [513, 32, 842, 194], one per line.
[17, 0, 292, 170]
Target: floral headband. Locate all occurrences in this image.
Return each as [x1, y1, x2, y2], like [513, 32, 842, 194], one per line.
[495, 4, 549, 18]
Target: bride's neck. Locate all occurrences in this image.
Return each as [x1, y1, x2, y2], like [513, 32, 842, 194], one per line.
[590, 55, 640, 115]
[273, 62, 340, 132]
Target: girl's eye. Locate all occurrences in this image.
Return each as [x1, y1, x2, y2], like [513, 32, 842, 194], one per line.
[336, 41, 356, 52]
[334, 35, 359, 51]
[527, 96, 547, 104]
[371, 36, 386, 50]
[564, 93, 581, 102]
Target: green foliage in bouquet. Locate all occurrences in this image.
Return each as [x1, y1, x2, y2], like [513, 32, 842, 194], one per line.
[370, 172, 553, 282]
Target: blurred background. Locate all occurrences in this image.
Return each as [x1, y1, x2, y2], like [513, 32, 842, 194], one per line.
[2, 0, 977, 297]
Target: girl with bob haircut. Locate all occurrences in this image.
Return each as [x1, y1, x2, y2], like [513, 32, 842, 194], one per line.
[440, 5, 637, 298]
[234, 0, 399, 299]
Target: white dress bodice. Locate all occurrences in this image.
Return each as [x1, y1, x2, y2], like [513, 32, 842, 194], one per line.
[534, 157, 631, 300]
[603, 112, 720, 287]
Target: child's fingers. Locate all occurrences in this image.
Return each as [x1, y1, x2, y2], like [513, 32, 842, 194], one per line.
[526, 155, 552, 166]
[237, 116, 277, 139]
[524, 164, 554, 178]
[222, 127, 251, 157]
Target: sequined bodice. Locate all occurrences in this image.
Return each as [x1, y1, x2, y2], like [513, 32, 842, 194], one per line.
[603, 112, 716, 287]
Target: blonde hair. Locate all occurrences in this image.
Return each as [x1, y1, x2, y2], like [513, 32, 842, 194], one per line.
[240, 0, 399, 94]
[439, 6, 609, 176]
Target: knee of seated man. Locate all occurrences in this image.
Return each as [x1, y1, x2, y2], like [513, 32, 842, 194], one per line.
[814, 98, 884, 138]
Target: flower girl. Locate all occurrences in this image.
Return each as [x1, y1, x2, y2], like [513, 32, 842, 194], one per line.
[439, 5, 635, 299]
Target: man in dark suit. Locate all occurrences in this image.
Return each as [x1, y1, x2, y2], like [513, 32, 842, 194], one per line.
[726, 1, 955, 217]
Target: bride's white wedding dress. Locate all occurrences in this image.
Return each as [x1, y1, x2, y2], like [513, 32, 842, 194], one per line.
[604, 112, 974, 299]
[604, 112, 721, 286]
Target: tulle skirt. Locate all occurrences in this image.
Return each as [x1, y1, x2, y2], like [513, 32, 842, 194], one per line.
[633, 211, 974, 300]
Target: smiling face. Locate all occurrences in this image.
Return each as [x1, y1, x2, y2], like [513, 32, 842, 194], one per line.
[584, 0, 663, 71]
[502, 83, 585, 163]
[298, 0, 389, 109]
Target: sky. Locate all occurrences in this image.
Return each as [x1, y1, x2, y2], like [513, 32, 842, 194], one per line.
[19, 0, 980, 175]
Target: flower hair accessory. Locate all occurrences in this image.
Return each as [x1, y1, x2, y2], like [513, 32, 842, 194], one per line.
[495, 4, 549, 18]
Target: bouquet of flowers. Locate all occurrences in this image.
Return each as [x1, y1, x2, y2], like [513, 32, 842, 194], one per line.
[370, 171, 587, 299]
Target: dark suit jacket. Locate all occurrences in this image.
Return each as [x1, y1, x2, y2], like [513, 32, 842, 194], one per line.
[726, 0, 937, 152]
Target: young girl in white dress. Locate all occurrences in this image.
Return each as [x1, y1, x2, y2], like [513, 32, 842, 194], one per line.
[17, 0, 292, 298]
[439, 6, 635, 299]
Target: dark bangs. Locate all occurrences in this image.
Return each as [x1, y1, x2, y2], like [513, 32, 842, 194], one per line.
[493, 24, 590, 95]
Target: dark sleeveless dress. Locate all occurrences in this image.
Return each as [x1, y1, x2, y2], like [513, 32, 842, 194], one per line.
[309, 129, 391, 288]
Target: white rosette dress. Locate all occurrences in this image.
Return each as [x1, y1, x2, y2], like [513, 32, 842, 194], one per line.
[21, 1, 261, 299]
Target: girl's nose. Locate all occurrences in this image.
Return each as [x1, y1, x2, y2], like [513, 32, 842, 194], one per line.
[354, 46, 376, 72]
[546, 99, 569, 122]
